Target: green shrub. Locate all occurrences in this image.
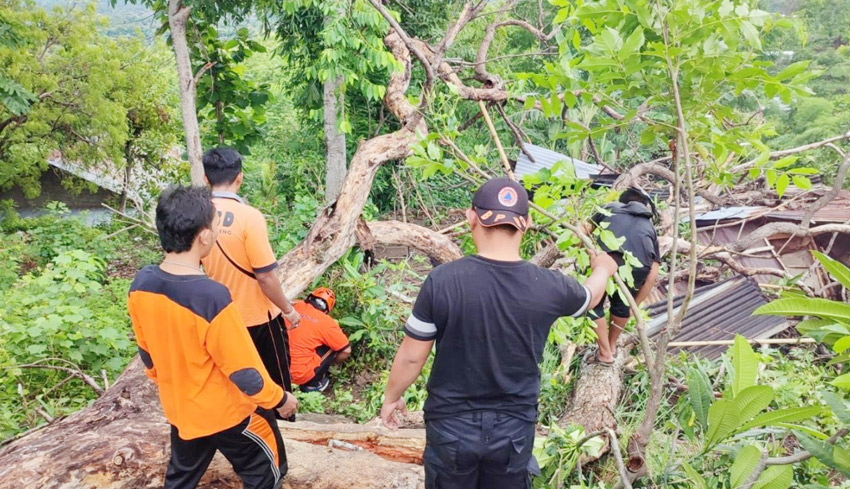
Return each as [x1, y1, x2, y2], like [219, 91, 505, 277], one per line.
[0, 249, 135, 439]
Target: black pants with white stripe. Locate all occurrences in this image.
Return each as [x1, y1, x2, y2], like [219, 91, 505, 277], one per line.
[165, 408, 287, 489]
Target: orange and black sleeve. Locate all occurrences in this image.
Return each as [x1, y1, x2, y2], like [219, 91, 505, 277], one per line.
[127, 296, 158, 383]
[206, 303, 286, 409]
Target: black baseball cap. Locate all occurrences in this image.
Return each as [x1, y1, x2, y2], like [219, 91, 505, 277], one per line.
[471, 177, 529, 231]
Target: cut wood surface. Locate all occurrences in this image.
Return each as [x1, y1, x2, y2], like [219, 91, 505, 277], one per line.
[278, 420, 426, 465]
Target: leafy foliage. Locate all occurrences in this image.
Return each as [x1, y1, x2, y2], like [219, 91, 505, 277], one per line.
[0, 0, 182, 197]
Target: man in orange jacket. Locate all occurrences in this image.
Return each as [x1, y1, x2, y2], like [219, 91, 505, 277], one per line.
[200, 148, 301, 419]
[128, 186, 297, 489]
[285, 288, 352, 392]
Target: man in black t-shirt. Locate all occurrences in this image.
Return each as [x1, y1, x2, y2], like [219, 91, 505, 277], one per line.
[379, 177, 618, 489]
[587, 186, 660, 365]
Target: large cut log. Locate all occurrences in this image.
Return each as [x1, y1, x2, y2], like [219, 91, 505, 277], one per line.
[0, 358, 424, 489]
[559, 347, 628, 461]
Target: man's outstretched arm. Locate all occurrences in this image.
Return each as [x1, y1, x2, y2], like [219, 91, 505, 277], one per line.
[380, 336, 433, 429]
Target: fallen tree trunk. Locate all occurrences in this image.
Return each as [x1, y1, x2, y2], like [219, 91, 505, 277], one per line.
[0, 358, 424, 489]
[559, 347, 629, 461]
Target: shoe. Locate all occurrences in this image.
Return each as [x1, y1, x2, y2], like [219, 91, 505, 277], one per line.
[300, 376, 330, 393]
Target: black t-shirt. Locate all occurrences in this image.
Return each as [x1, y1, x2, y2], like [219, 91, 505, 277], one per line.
[592, 201, 660, 268]
[404, 255, 591, 422]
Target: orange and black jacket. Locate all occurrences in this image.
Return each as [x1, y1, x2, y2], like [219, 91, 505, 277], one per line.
[127, 266, 285, 440]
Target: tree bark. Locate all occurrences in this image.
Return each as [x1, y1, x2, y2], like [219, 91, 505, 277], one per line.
[559, 348, 627, 461]
[168, 0, 204, 187]
[274, 31, 423, 299]
[324, 75, 347, 203]
[365, 220, 463, 264]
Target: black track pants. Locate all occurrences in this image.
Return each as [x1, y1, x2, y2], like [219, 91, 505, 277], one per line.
[424, 412, 538, 489]
[164, 408, 287, 489]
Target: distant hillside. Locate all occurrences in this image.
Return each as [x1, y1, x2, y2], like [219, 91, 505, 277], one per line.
[35, 0, 158, 39]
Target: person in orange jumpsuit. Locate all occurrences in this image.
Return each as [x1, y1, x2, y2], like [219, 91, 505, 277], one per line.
[285, 288, 352, 392]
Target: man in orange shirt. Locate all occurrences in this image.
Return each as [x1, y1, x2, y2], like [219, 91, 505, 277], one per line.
[128, 186, 297, 489]
[285, 288, 352, 392]
[200, 148, 301, 417]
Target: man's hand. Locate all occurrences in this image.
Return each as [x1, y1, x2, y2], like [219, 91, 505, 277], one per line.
[276, 392, 298, 419]
[380, 397, 407, 430]
[590, 252, 618, 277]
[283, 308, 300, 330]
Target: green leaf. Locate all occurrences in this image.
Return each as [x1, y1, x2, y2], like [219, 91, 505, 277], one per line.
[776, 173, 790, 197]
[740, 21, 762, 50]
[753, 465, 793, 489]
[706, 399, 740, 448]
[823, 392, 850, 424]
[619, 27, 644, 61]
[792, 176, 812, 190]
[755, 298, 850, 323]
[813, 251, 850, 291]
[834, 336, 850, 353]
[687, 366, 713, 428]
[773, 155, 798, 169]
[795, 430, 850, 478]
[732, 335, 758, 397]
[731, 445, 762, 488]
[734, 385, 774, 423]
[776, 60, 810, 80]
[739, 406, 823, 432]
[682, 462, 708, 489]
[831, 373, 850, 390]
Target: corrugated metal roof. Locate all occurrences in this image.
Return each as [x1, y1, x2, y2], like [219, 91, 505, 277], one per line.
[645, 276, 791, 359]
[693, 190, 850, 228]
[694, 206, 761, 224]
[766, 190, 850, 224]
[514, 143, 604, 181]
[47, 150, 172, 209]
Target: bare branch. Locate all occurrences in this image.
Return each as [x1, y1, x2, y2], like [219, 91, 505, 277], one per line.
[732, 131, 850, 173]
[606, 428, 633, 489]
[192, 61, 215, 87]
[10, 360, 104, 396]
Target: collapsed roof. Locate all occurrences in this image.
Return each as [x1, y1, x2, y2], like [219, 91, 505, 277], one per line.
[645, 276, 792, 359]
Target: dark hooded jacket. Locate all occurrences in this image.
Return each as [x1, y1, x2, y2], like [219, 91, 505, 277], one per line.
[592, 201, 660, 269]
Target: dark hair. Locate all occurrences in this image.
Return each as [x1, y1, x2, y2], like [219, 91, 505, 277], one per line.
[203, 147, 242, 186]
[482, 224, 520, 236]
[619, 186, 658, 218]
[155, 185, 215, 253]
[619, 186, 651, 206]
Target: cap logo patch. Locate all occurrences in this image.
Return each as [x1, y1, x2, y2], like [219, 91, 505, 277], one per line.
[497, 187, 518, 207]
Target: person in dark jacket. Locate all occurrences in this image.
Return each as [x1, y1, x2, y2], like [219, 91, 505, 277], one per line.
[587, 186, 661, 365]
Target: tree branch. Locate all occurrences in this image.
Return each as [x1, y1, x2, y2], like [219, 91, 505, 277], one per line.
[802, 150, 850, 228]
[732, 131, 850, 173]
[364, 220, 463, 264]
[10, 360, 104, 396]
